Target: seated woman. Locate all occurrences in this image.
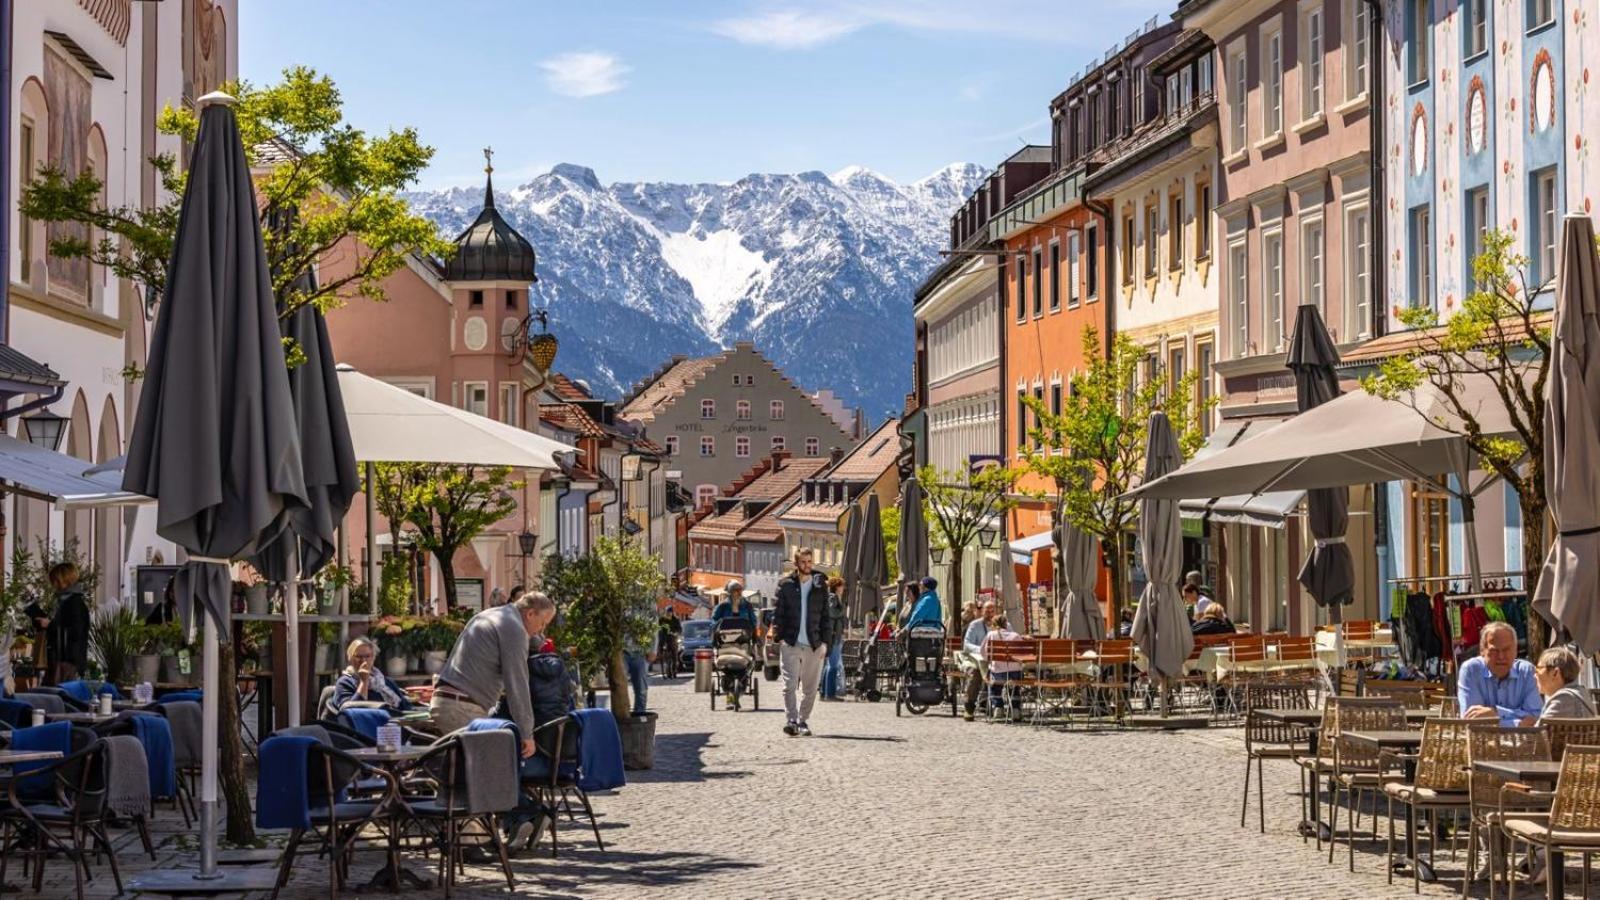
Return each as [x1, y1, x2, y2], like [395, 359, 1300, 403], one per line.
[1536, 646, 1597, 720]
[1190, 603, 1237, 636]
[330, 637, 416, 715]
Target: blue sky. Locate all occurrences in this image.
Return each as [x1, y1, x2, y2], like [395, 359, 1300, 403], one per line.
[240, 0, 1172, 190]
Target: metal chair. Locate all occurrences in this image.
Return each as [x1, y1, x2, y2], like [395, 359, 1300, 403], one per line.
[1543, 718, 1600, 761]
[1382, 718, 1471, 892]
[1240, 683, 1311, 832]
[410, 729, 518, 895]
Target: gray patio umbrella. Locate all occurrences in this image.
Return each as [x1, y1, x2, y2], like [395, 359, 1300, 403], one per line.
[121, 93, 308, 883]
[896, 475, 929, 593]
[839, 500, 862, 620]
[1534, 214, 1600, 653]
[1286, 304, 1355, 618]
[1130, 412, 1192, 688]
[1059, 516, 1105, 641]
[250, 261, 360, 726]
[853, 491, 889, 624]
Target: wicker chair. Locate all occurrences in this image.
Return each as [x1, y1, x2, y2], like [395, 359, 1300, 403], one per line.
[1543, 718, 1600, 761]
[1440, 697, 1461, 718]
[1381, 718, 1471, 892]
[1462, 725, 1552, 900]
[1500, 744, 1600, 900]
[1240, 683, 1312, 833]
[1326, 699, 1409, 870]
[1364, 681, 1440, 710]
[1294, 702, 1339, 849]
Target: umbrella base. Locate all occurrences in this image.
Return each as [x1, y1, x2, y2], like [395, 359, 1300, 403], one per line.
[128, 867, 282, 894]
[1124, 714, 1209, 730]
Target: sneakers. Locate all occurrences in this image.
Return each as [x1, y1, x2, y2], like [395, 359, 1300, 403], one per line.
[783, 720, 799, 736]
[797, 721, 812, 736]
[725, 692, 736, 707]
[508, 817, 538, 852]
[963, 709, 975, 722]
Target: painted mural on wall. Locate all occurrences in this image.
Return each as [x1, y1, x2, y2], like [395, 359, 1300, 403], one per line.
[42, 46, 91, 302]
[184, 0, 228, 101]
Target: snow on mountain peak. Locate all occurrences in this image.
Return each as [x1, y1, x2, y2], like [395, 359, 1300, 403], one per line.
[549, 163, 603, 190]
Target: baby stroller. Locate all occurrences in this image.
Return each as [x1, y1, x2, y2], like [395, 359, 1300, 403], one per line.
[710, 619, 760, 711]
[895, 624, 949, 717]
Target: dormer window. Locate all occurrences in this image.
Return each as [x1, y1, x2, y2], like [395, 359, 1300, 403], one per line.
[469, 290, 484, 308]
[506, 290, 518, 310]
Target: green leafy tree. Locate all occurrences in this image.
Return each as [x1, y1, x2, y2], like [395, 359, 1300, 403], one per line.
[879, 502, 901, 584]
[918, 464, 1020, 633]
[1361, 229, 1551, 650]
[1044, 327, 1209, 622]
[18, 65, 452, 326]
[541, 536, 665, 716]
[373, 464, 521, 612]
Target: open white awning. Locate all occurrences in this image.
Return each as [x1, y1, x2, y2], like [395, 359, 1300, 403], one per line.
[1176, 419, 1303, 528]
[1008, 529, 1056, 564]
[0, 434, 151, 509]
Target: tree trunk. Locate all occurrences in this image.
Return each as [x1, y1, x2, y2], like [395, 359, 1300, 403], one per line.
[434, 549, 457, 614]
[947, 546, 965, 635]
[1102, 536, 1125, 628]
[1050, 498, 1065, 634]
[1522, 497, 1549, 657]
[218, 641, 254, 845]
[607, 647, 631, 715]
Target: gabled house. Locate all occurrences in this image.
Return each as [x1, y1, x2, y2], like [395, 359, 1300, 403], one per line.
[685, 451, 829, 597]
[776, 419, 903, 575]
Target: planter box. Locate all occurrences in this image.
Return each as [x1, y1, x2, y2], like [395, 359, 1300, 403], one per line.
[423, 650, 448, 675]
[133, 655, 161, 685]
[160, 656, 183, 684]
[617, 710, 657, 770]
[384, 656, 409, 680]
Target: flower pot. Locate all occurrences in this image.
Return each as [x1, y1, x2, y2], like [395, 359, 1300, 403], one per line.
[423, 650, 448, 674]
[246, 584, 270, 615]
[317, 589, 338, 616]
[134, 655, 161, 685]
[384, 656, 409, 680]
[617, 710, 657, 770]
[160, 656, 182, 684]
[411, 653, 425, 673]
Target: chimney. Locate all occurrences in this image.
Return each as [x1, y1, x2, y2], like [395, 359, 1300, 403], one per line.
[770, 450, 791, 469]
[829, 446, 845, 465]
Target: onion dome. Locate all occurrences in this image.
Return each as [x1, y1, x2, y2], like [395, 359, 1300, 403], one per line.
[444, 148, 537, 283]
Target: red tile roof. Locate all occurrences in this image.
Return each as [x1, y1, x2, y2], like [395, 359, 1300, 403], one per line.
[546, 372, 593, 401]
[539, 404, 607, 439]
[689, 455, 829, 543]
[823, 419, 900, 481]
[620, 353, 727, 423]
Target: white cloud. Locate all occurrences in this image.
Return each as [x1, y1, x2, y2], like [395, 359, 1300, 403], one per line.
[711, 9, 863, 49]
[539, 51, 630, 98]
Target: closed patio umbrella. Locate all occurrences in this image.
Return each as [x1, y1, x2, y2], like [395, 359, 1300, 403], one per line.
[896, 475, 929, 594]
[121, 93, 308, 885]
[1535, 214, 1600, 652]
[1000, 547, 1026, 632]
[1286, 304, 1355, 618]
[1059, 516, 1105, 641]
[853, 492, 889, 624]
[839, 501, 862, 620]
[1131, 412, 1192, 712]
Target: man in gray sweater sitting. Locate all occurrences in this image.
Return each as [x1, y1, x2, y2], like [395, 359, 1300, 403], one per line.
[429, 591, 554, 758]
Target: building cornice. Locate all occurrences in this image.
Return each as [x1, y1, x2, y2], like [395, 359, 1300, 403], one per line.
[8, 283, 124, 338]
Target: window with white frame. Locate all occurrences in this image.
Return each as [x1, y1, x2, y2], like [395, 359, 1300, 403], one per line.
[1262, 24, 1284, 137]
[1121, 214, 1136, 283]
[1528, 0, 1553, 30]
[1410, 0, 1430, 84]
[1196, 182, 1213, 259]
[696, 485, 717, 507]
[805, 436, 820, 456]
[771, 435, 786, 452]
[1229, 45, 1248, 152]
[1300, 4, 1324, 120]
[731, 373, 741, 385]
[1167, 73, 1181, 117]
[1301, 217, 1325, 313]
[769, 400, 785, 420]
[1466, 186, 1489, 289]
[1086, 223, 1099, 299]
[1263, 229, 1285, 350]
[1196, 339, 1216, 436]
[1199, 54, 1213, 97]
[1068, 232, 1081, 307]
[1346, 0, 1371, 99]
[464, 382, 488, 417]
[499, 383, 518, 426]
[1533, 167, 1558, 285]
[1132, 68, 1144, 125]
[1031, 384, 1045, 450]
[1032, 247, 1044, 316]
[1344, 202, 1372, 339]
[700, 436, 716, 457]
[1465, 0, 1487, 57]
[1049, 241, 1060, 312]
[1015, 254, 1028, 321]
[736, 399, 751, 420]
[701, 398, 716, 419]
[1410, 205, 1433, 306]
[1230, 241, 1249, 357]
[736, 436, 750, 458]
[1144, 203, 1159, 277]
[1168, 343, 1186, 401]
[1168, 193, 1184, 270]
[665, 435, 679, 456]
[1016, 389, 1028, 453]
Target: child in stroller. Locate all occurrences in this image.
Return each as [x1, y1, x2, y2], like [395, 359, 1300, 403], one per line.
[712, 617, 760, 711]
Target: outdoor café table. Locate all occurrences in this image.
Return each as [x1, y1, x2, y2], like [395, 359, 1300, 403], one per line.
[1471, 759, 1566, 897]
[45, 711, 117, 725]
[348, 745, 434, 892]
[0, 749, 63, 766]
[1342, 729, 1432, 881]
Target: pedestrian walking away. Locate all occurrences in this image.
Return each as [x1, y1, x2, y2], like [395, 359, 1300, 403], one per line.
[774, 548, 833, 736]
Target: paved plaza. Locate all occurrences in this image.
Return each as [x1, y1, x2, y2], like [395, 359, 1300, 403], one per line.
[46, 678, 1509, 898]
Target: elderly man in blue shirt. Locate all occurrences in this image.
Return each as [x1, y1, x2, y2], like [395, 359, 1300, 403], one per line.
[1458, 621, 1542, 727]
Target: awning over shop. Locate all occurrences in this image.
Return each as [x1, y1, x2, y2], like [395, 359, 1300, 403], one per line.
[1176, 419, 1303, 528]
[1008, 529, 1056, 564]
[0, 433, 150, 509]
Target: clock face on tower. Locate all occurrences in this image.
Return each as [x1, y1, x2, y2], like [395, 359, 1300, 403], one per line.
[1467, 82, 1486, 155]
[1411, 108, 1428, 177]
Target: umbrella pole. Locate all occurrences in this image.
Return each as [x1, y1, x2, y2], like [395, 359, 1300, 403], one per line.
[366, 462, 378, 615]
[199, 611, 220, 878]
[337, 524, 350, 651]
[284, 554, 301, 727]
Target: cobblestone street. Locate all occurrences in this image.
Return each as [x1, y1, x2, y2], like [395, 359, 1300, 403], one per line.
[63, 675, 1512, 899]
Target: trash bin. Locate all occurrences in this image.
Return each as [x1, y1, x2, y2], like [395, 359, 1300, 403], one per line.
[694, 649, 714, 692]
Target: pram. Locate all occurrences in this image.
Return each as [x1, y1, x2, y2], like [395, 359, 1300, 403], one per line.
[709, 618, 760, 711]
[854, 630, 903, 702]
[895, 624, 949, 717]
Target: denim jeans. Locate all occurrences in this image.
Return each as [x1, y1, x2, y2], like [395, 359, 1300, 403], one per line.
[623, 651, 649, 715]
[821, 639, 845, 698]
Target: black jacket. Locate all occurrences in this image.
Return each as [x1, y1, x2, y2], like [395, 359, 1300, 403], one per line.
[774, 571, 833, 649]
[32, 587, 90, 672]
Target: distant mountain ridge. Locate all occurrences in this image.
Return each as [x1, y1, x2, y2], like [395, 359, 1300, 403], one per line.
[401, 161, 988, 416]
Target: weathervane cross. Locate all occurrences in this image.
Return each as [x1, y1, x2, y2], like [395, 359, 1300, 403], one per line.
[483, 146, 494, 175]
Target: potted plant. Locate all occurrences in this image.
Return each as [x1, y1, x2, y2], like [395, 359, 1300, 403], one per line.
[89, 605, 142, 689]
[315, 622, 341, 673]
[148, 621, 187, 684]
[543, 535, 666, 769]
[316, 564, 356, 617]
[419, 616, 462, 674]
[375, 616, 412, 679]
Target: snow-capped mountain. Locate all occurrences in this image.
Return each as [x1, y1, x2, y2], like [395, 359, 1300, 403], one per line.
[402, 161, 987, 417]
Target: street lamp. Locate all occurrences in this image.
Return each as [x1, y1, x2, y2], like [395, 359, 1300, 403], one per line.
[22, 409, 66, 452]
[930, 546, 946, 565]
[979, 525, 999, 549]
[517, 530, 538, 557]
